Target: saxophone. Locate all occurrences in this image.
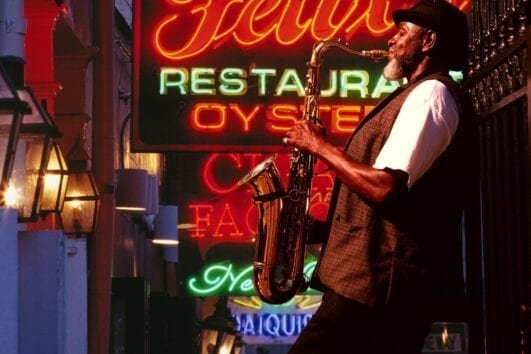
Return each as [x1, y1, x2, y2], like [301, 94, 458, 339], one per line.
[238, 40, 388, 304]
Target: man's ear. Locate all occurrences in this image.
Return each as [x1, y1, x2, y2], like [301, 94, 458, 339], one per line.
[422, 30, 437, 52]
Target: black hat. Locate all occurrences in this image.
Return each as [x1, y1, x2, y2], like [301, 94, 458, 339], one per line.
[392, 0, 469, 71]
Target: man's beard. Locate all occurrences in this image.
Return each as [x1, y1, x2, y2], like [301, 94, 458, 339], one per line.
[383, 57, 404, 80]
[383, 49, 422, 80]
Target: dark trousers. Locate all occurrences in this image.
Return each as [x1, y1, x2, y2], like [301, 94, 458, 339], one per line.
[288, 291, 433, 354]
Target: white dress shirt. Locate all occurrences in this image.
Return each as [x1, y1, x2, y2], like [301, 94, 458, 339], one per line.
[373, 80, 459, 188]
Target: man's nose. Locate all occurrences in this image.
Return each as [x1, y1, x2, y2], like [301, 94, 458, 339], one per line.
[388, 35, 396, 48]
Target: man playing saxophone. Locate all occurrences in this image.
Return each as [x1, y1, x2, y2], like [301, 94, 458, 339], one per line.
[284, 1, 475, 353]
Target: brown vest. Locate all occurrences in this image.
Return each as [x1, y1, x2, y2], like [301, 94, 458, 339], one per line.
[314, 72, 472, 308]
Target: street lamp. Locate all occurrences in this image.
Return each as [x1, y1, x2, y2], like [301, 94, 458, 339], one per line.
[8, 87, 56, 221]
[0, 63, 26, 206]
[40, 141, 69, 215]
[198, 297, 240, 354]
[59, 135, 100, 235]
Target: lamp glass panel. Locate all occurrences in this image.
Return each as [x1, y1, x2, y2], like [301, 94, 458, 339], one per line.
[61, 198, 97, 234]
[67, 170, 98, 198]
[17, 88, 52, 125]
[60, 170, 99, 234]
[0, 109, 20, 180]
[218, 333, 236, 354]
[200, 328, 219, 354]
[0, 108, 16, 125]
[41, 143, 68, 211]
[8, 136, 44, 217]
[0, 129, 9, 178]
[41, 173, 69, 211]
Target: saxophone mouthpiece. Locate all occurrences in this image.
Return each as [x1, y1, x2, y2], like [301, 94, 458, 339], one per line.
[361, 49, 390, 61]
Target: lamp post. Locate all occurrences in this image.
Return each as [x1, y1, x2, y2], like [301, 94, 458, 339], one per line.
[198, 296, 241, 354]
[59, 135, 100, 235]
[0, 63, 26, 205]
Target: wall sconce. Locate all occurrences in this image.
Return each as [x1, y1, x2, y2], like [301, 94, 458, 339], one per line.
[114, 168, 148, 213]
[8, 87, 56, 221]
[59, 136, 100, 235]
[0, 63, 26, 206]
[39, 141, 69, 215]
[152, 204, 178, 245]
[198, 296, 240, 354]
[145, 174, 159, 216]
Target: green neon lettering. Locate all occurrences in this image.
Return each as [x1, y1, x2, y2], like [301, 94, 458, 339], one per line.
[371, 74, 400, 98]
[340, 70, 369, 98]
[159, 67, 188, 95]
[191, 67, 216, 95]
[320, 69, 338, 97]
[187, 260, 317, 296]
[249, 68, 277, 96]
[275, 69, 304, 96]
[188, 263, 232, 294]
[228, 265, 254, 292]
[220, 68, 248, 96]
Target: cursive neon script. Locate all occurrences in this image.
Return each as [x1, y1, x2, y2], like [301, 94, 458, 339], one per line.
[152, 0, 469, 61]
[153, 0, 390, 61]
[187, 260, 317, 296]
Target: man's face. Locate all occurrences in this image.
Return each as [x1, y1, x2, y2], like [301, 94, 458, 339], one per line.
[383, 22, 427, 80]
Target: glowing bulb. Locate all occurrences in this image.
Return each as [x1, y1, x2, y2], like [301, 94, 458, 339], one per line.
[441, 323, 449, 346]
[4, 185, 20, 208]
[71, 200, 83, 231]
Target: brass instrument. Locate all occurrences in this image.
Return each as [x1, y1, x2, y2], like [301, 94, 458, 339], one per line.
[239, 40, 389, 304]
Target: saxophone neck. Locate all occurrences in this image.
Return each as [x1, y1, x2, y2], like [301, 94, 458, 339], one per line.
[310, 40, 389, 66]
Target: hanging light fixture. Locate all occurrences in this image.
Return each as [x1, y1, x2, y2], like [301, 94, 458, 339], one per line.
[59, 135, 100, 235]
[198, 296, 240, 354]
[8, 87, 56, 221]
[114, 168, 149, 212]
[152, 204, 178, 245]
[0, 63, 26, 206]
[39, 141, 69, 215]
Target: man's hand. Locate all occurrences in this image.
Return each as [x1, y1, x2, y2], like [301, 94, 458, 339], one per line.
[284, 120, 327, 154]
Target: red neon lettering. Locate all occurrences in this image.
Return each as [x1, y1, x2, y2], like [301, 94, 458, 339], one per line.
[202, 153, 242, 194]
[274, 0, 311, 44]
[189, 204, 213, 238]
[154, 0, 244, 60]
[242, 153, 267, 168]
[152, 1, 470, 61]
[192, 103, 227, 131]
[245, 204, 258, 237]
[311, 0, 360, 39]
[364, 0, 394, 35]
[266, 104, 298, 132]
[212, 203, 244, 237]
[232, 0, 282, 45]
[330, 105, 362, 134]
[229, 104, 262, 132]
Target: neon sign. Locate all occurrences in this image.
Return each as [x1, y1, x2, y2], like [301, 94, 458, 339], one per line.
[228, 295, 321, 344]
[187, 259, 317, 296]
[133, 0, 469, 151]
[235, 312, 312, 340]
[183, 153, 333, 241]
